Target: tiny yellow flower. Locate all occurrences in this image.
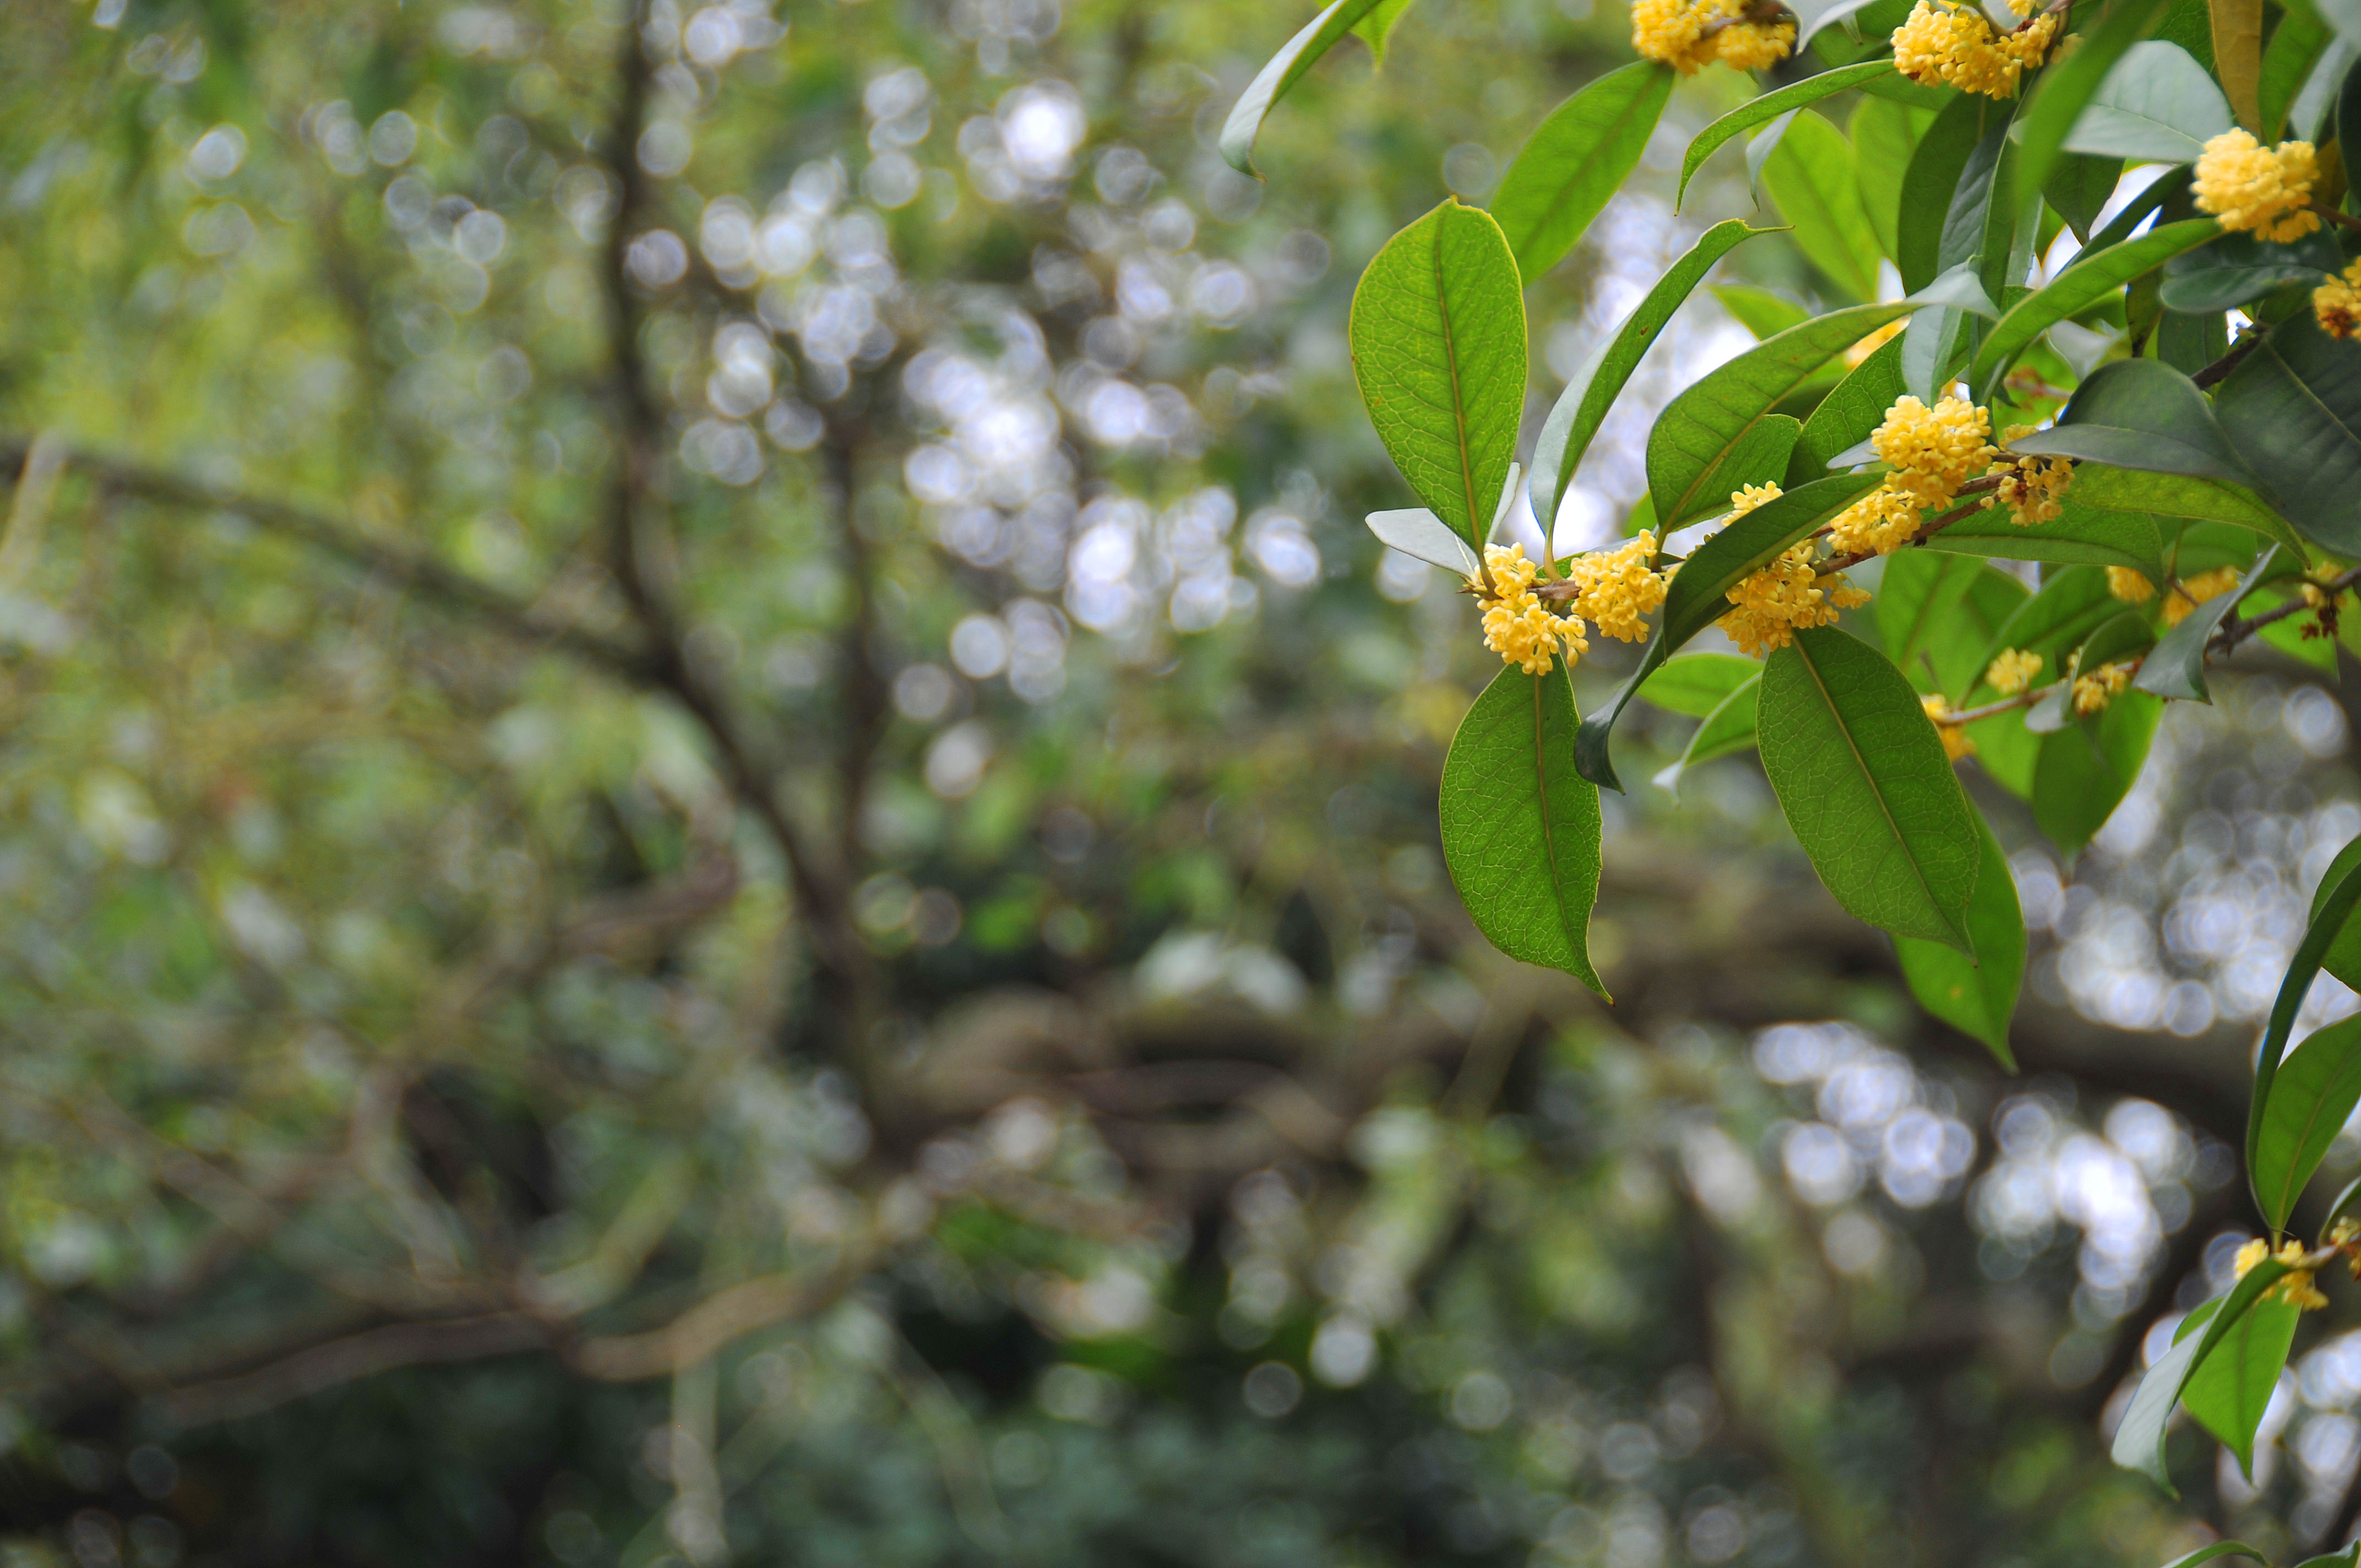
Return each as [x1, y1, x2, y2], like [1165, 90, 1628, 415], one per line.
[1632, 0, 1788, 72]
[1872, 395, 1995, 510]
[2194, 129, 2321, 244]
[1891, 0, 2057, 97]
[1475, 543, 1588, 674]
[1714, 17, 1797, 69]
[1985, 648, 2042, 695]
[1563, 531, 1671, 644]
[1825, 482, 1925, 557]
[1922, 693, 1976, 761]
[2236, 1237, 2331, 1310]
[1715, 543, 1866, 656]
[1729, 482, 1783, 516]
[2106, 567, 2156, 603]
[2161, 565, 2243, 627]
[2071, 661, 2134, 715]
[2316, 260, 2361, 339]
[1987, 451, 2073, 527]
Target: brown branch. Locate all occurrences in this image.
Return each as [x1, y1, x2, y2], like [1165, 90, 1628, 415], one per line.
[2191, 332, 2264, 390]
[570, 1255, 874, 1381]
[825, 426, 890, 850]
[163, 1312, 552, 1425]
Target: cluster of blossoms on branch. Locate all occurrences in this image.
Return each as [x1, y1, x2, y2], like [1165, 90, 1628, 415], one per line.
[2105, 563, 2243, 625]
[1471, 536, 1669, 674]
[2316, 259, 2361, 339]
[1890, 0, 2059, 97]
[2193, 128, 2322, 243]
[1629, 0, 1797, 73]
[2238, 1235, 2340, 1311]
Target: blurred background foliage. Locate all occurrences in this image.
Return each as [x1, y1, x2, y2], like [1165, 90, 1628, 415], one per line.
[3, 0, 2361, 1564]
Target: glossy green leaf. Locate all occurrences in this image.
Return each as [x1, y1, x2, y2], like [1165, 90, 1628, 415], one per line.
[1438, 666, 1607, 994]
[1492, 63, 1675, 281]
[1925, 500, 2168, 584]
[2180, 1291, 2300, 1476]
[2110, 1256, 2290, 1488]
[2010, 358, 2254, 483]
[2263, 1, 2335, 139]
[1576, 473, 1885, 788]
[1638, 653, 1762, 717]
[1679, 415, 1804, 529]
[1898, 93, 1990, 291]
[2254, 1014, 2361, 1232]
[1532, 222, 1767, 527]
[2072, 465, 2307, 557]
[2215, 311, 2361, 557]
[1647, 303, 1913, 529]
[2044, 153, 2124, 244]
[1978, 565, 2122, 690]
[1350, 200, 1527, 551]
[1791, 335, 1907, 485]
[2245, 832, 2361, 1209]
[1761, 110, 1884, 302]
[1933, 564, 2032, 703]
[1758, 625, 1981, 950]
[1971, 220, 2222, 399]
[1939, 110, 2012, 290]
[2310, 836, 2361, 992]
[2033, 690, 2162, 859]
[1855, 96, 1932, 262]
[1653, 676, 1762, 796]
[1895, 810, 2024, 1066]
[1679, 63, 1898, 212]
[2019, 0, 2180, 207]
[2064, 41, 2235, 162]
[2162, 228, 2343, 312]
[1220, 0, 1391, 176]
[1878, 547, 1983, 675]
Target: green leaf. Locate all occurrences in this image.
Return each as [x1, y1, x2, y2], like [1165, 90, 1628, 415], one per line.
[1977, 564, 2123, 692]
[1925, 500, 2169, 583]
[1762, 111, 1884, 302]
[1712, 285, 1813, 340]
[1791, 335, 1907, 485]
[2215, 310, 2361, 557]
[1350, 201, 1528, 551]
[1878, 546, 1983, 672]
[1971, 220, 2222, 399]
[1895, 810, 2025, 1066]
[1653, 676, 1763, 796]
[2254, 1014, 2361, 1232]
[2161, 228, 2343, 313]
[1638, 653, 1762, 717]
[1438, 665, 1607, 994]
[2110, 1256, 2291, 1488]
[1759, 625, 1982, 950]
[1647, 303, 1914, 529]
[2180, 1292, 2300, 1475]
[1491, 64, 1676, 281]
[2213, 0, 2266, 130]
[1791, 0, 1905, 46]
[1220, 0, 1391, 176]
[2010, 358, 2254, 483]
[2131, 545, 2276, 701]
[1939, 110, 2012, 287]
[1933, 564, 2032, 703]
[2261, 0, 2334, 138]
[1350, 0, 1421, 62]
[1900, 95, 1993, 292]
[2033, 691, 2161, 859]
[2159, 1544, 2271, 1568]
[1679, 415, 1804, 529]
[2019, 0, 2179, 206]
[2311, 836, 2361, 992]
[2087, 165, 2195, 255]
[1855, 96, 1934, 262]
[2044, 153, 2123, 244]
[2064, 41, 2236, 162]
[1532, 222, 1768, 527]
[2245, 832, 2361, 1212]
[1679, 63, 1900, 212]
[2072, 465, 2308, 557]
[1575, 473, 1885, 788]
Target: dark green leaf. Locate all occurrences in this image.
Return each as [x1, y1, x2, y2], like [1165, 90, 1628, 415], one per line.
[1491, 64, 1676, 281]
[1532, 222, 1767, 526]
[2215, 310, 2361, 557]
[2072, 465, 2307, 557]
[1977, 565, 2122, 694]
[1895, 809, 2025, 1066]
[2158, 1543, 2270, 1568]
[1653, 676, 1762, 796]
[1638, 653, 1762, 717]
[1855, 95, 1934, 262]
[2311, 836, 2361, 992]
[2161, 228, 2343, 312]
[2043, 153, 2123, 244]
[1350, 200, 1528, 550]
[2254, 1014, 2361, 1232]
[1791, 334, 1907, 485]
[1762, 110, 1883, 301]
[1898, 94, 1991, 292]
[1925, 499, 2168, 583]
[2110, 1256, 2290, 1488]
[1220, 0, 1391, 176]
[2032, 690, 2162, 859]
[2261, 0, 2335, 138]
[2245, 832, 2361, 1210]
[2064, 40, 2234, 162]
[2019, 0, 2179, 205]
[1438, 666, 1607, 994]
[1758, 625, 1981, 950]
[1971, 220, 2222, 399]
[1878, 548, 1983, 673]
[2010, 357, 2254, 483]
[2180, 1292, 2301, 1476]
[1938, 110, 2011, 284]
[1679, 63, 1898, 212]
[1680, 415, 1804, 529]
[1933, 565, 2031, 702]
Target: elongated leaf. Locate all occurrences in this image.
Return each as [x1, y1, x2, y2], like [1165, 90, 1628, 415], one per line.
[1532, 222, 1767, 526]
[2159, 1543, 2270, 1568]
[2247, 834, 2361, 1211]
[1439, 665, 1607, 993]
[1350, 201, 1527, 551]
[1747, 110, 1801, 205]
[2162, 228, 2343, 312]
[1901, 303, 1973, 401]
[1971, 220, 2222, 398]
[1682, 416, 1804, 527]
[2033, 691, 2161, 859]
[1654, 677, 1762, 795]
[2110, 1256, 2290, 1488]
[1492, 64, 1675, 281]
[1792, 0, 1899, 45]
[1856, 96, 1933, 263]
[1576, 473, 1885, 788]
[1926, 501, 2168, 583]
[1350, 0, 1420, 61]
[1366, 507, 1480, 574]
[1762, 111, 1884, 302]
[1679, 63, 1899, 211]
[1896, 810, 2025, 1065]
[2312, 837, 2361, 992]
[1879, 547, 1983, 673]
[1647, 303, 1914, 529]
[2180, 1291, 2300, 1475]
[2215, 311, 2361, 557]
[2045, 153, 2124, 243]
[1221, 0, 1390, 176]
[2019, 0, 2180, 206]
[1940, 110, 2011, 286]
[2065, 41, 2237, 161]
[2073, 465, 2306, 557]
[1713, 284, 1814, 341]
[1900, 95, 1992, 291]
[1639, 652, 1762, 717]
[2262, 1, 2334, 138]
[1978, 565, 2120, 687]
[2214, 0, 2266, 129]
[1759, 626, 1982, 949]
[1935, 565, 2032, 703]
[1792, 335, 1907, 484]
[2254, 1014, 2361, 1232]
[2010, 358, 2254, 483]
[2134, 545, 2275, 700]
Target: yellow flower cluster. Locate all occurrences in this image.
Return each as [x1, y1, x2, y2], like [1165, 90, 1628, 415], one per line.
[1630, 0, 1794, 72]
[1826, 485, 1927, 557]
[2317, 260, 2361, 339]
[2194, 129, 2321, 244]
[1716, 542, 1869, 656]
[2235, 1238, 2332, 1311]
[1985, 648, 2042, 695]
[2161, 565, 2243, 627]
[2071, 661, 2133, 715]
[1730, 482, 1783, 515]
[1921, 694, 1976, 761]
[1845, 319, 1906, 369]
[1476, 543, 1586, 674]
[1890, 0, 2058, 98]
[2106, 567, 2156, 603]
[1563, 531, 1671, 643]
[1824, 396, 1996, 559]
[1988, 450, 2072, 527]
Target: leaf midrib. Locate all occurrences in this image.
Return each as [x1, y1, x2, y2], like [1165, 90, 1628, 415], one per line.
[1431, 214, 1484, 549]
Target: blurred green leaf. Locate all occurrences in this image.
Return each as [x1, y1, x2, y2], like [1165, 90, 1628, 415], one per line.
[1895, 810, 2022, 1066]
[1491, 64, 1675, 281]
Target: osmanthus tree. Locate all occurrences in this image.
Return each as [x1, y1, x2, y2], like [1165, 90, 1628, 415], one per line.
[1233, 0, 2361, 1520]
